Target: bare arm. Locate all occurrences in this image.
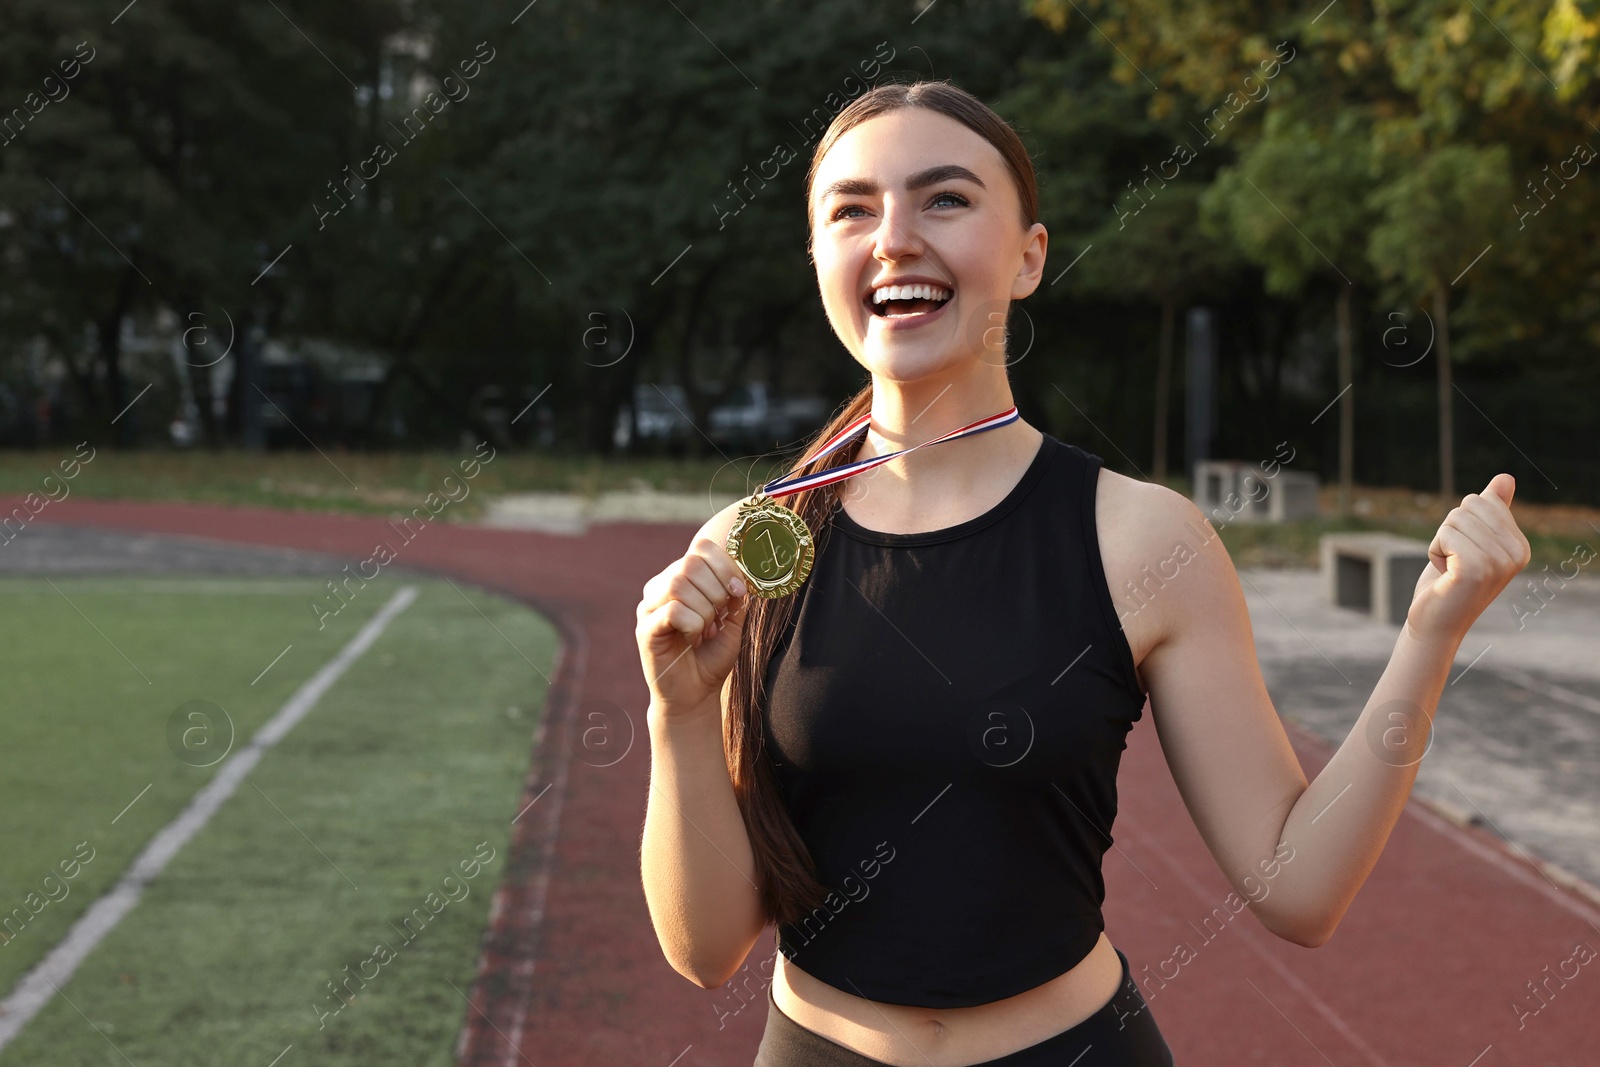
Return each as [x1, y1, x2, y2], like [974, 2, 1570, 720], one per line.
[1266, 623, 1459, 944]
[641, 692, 768, 986]
[1124, 474, 1529, 946]
[637, 507, 768, 987]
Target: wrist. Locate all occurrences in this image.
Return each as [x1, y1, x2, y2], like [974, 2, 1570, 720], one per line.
[647, 695, 723, 733]
[1400, 619, 1465, 659]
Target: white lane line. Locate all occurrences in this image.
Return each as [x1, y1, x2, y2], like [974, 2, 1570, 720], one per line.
[0, 585, 420, 1051]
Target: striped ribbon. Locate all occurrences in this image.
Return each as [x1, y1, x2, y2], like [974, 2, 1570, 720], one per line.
[759, 404, 1020, 499]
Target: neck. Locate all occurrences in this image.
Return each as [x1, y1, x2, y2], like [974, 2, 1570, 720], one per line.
[836, 360, 1038, 520]
[862, 360, 1016, 455]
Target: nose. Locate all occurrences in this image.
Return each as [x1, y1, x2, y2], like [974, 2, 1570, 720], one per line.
[872, 197, 923, 263]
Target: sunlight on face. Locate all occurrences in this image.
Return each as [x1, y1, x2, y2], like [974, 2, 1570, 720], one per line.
[809, 107, 1046, 384]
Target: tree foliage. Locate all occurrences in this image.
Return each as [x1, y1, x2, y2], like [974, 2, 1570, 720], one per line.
[0, 0, 1595, 501]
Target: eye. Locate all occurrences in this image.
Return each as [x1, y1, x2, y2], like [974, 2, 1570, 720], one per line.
[826, 190, 971, 223]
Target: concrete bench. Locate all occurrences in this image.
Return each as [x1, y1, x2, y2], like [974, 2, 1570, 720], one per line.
[1193, 460, 1319, 524]
[1320, 532, 1434, 626]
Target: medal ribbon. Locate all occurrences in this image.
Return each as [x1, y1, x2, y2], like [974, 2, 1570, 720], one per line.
[759, 404, 1020, 499]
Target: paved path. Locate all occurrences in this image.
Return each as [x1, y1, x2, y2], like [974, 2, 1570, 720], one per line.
[10, 497, 1598, 1067]
[1241, 567, 1600, 896]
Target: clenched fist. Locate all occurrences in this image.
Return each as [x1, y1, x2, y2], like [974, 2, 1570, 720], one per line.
[1407, 474, 1532, 644]
[636, 528, 751, 721]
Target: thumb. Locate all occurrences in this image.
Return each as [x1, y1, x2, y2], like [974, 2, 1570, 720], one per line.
[1484, 472, 1516, 507]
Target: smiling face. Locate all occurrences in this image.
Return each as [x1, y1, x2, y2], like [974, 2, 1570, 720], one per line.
[808, 106, 1047, 384]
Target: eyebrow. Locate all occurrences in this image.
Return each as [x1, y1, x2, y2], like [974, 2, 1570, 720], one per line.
[816, 164, 987, 203]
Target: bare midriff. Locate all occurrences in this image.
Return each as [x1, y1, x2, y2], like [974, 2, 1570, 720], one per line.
[770, 931, 1123, 1067]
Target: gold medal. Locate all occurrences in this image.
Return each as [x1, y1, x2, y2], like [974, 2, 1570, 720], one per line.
[725, 403, 1019, 599]
[725, 492, 814, 599]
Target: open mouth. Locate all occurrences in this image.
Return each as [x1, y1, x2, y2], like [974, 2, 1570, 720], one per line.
[867, 283, 953, 319]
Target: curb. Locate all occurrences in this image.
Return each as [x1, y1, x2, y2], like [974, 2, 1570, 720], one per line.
[1283, 717, 1600, 921]
[1410, 793, 1600, 913]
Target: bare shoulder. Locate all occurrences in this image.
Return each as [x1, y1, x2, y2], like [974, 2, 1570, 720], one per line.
[1094, 467, 1209, 547]
[1091, 467, 1223, 677]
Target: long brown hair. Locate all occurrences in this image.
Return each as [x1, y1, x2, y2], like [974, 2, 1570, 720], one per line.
[724, 79, 1041, 929]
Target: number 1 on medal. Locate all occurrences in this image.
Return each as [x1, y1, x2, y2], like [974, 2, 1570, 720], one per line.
[727, 497, 813, 598]
[757, 527, 792, 571]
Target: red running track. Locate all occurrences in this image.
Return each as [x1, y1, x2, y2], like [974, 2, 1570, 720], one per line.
[24, 498, 1600, 1067]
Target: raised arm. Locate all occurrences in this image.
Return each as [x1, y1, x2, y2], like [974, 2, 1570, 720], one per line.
[637, 504, 768, 987]
[1126, 474, 1529, 946]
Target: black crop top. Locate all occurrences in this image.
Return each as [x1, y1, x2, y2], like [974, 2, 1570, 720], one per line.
[760, 432, 1147, 1008]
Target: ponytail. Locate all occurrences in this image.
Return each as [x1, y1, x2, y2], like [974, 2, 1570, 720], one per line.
[724, 381, 873, 927]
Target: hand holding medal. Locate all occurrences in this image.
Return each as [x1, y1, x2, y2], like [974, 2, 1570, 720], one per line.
[635, 531, 752, 719]
[726, 404, 1021, 598]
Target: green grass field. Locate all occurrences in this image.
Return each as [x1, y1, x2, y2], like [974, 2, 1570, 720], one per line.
[0, 575, 559, 1065]
[0, 447, 789, 520]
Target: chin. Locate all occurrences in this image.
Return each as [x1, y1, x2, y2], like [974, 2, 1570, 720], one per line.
[857, 342, 969, 383]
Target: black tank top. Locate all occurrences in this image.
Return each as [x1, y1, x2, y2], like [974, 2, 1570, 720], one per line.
[760, 431, 1147, 1008]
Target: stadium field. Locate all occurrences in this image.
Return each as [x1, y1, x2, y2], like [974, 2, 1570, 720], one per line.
[0, 574, 558, 1065]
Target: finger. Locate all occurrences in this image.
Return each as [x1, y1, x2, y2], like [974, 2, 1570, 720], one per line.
[1433, 512, 1501, 583]
[636, 601, 679, 644]
[643, 598, 707, 642]
[637, 567, 677, 618]
[1483, 473, 1516, 507]
[707, 585, 750, 633]
[1461, 487, 1517, 532]
[1428, 522, 1466, 576]
[1458, 492, 1527, 568]
[638, 580, 693, 622]
[1427, 526, 1449, 573]
[1448, 506, 1519, 571]
[690, 535, 749, 597]
[663, 570, 717, 624]
[1430, 498, 1496, 574]
[681, 553, 738, 611]
[639, 556, 744, 624]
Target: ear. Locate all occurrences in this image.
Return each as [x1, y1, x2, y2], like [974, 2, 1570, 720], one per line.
[1011, 221, 1048, 300]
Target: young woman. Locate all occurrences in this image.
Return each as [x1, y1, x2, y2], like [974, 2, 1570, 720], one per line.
[636, 80, 1530, 1067]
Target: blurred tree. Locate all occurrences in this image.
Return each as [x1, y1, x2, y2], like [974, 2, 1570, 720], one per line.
[1002, 30, 1266, 483]
[1541, 0, 1600, 98]
[2, 0, 1596, 489]
[441, 0, 1073, 457]
[1076, 183, 1241, 483]
[395, 0, 902, 456]
[1202, 106, 1376, 513]
[0, 0, 402, 447]
[1366, 138, 1513, 499]
[1028, 0, 1600, 505]
[260, 6, 517, 451]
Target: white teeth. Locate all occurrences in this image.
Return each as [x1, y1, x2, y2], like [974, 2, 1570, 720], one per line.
[871, 283, 953, 305]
